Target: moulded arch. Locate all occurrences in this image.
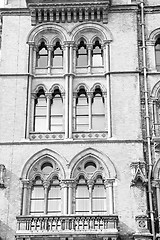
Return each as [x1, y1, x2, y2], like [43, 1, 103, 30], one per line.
[27, 23, 68, 45]
[70, 22, 113, 43]
[69, 148, 117, 179]
[153, 158, 160, 179]
[33, 84, 48, 94]
[151, 81, 160, 99]
[149, 28, 160, 42]
[49, 84, 65, 94]
[74, 83, 89, 93]
[21, 148, 68, 180]
[76, 36, 89, 45]
[90, 83, 107, 93]
[91, 36, 103, 45]
[36, 36, 49, 46]
[50, 37, 63, 47]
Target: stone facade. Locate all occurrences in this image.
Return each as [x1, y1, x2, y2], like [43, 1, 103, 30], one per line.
[0, 0, 160, 240]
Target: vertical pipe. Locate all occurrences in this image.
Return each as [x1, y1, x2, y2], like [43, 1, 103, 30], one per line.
[140, 1, 155, 238]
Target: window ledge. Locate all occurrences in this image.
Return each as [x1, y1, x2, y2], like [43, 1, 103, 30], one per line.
[29, 132, 65, 140]
[73, 131, 108, 140]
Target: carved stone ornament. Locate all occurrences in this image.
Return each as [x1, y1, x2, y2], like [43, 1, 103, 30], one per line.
[25, 0, 111, 25]
[130, 162, 147, 186]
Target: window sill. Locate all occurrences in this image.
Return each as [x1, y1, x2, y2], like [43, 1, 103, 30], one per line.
[73, 131, 108, 140]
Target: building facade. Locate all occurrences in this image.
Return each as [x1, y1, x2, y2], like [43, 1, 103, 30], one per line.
[1, 0, 160, 240]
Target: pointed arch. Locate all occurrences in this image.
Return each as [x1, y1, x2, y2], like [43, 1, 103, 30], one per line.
[33, 84, 48, 94]
[74, 83, 89, 93]
[49, 84, 65, 94]
[69, 148, 117, 179]
[90, 83, 106, 93]
[21, 148, 67, 180]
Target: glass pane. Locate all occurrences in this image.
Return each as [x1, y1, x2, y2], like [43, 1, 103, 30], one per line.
[48, 199, 61, 212]
[92, 115, 105, 130]
[92, 96, 104, 114]
[31, 186, 44, 198]
[30, 199, 44, 212]
[76, 199, 89, 212]
[48, 186, 61, 198]
[77, 55, 87, 67]
[77, 116, 88, 124]
[51, 97, 63, 114]
[156, 51, 160, 65]
[77, 124, 89, 131]
[156, 44, 160, 50]
[51, 116, 63, 124]
[50, 125, 63, 132]
[92, 199, 106, 212]
[38, 55, 48, 68]
[52, 56, 63, 67]
[34, 117, 46, 132]
[92, 185, 106, 197]
[76, 185, 89, 197]
[77, 105, 88, 115]
[92, 54, 102, 66]
[37, 97, 47, 106]
[35, 107, 47, 115]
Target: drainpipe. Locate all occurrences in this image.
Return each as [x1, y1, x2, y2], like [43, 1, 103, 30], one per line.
[139, 1, 155, 239]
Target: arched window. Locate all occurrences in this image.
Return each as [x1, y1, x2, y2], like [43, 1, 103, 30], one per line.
[30, 177, 44, 215]
[36, 42, 48, 68]
[48, 177, 61, 214]
[34, 89, 47, 132]
[76, 88, 89, 131]
[52, 41, 63, 67]
[92, 40, 103, 66]
[92, 87, 105, 130]
[76, 40, 88, 67]
[92, 176, 106, 214]
[155, 38, 160, 71]
[50, 89, 63, 131]
[75, 176, 89, 214]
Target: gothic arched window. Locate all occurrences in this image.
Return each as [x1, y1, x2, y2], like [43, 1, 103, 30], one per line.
[76, 40, 88, 67]
[92, 40, 103, 66]
[52, 41, 63, 67]
[36, 41, 48, 68]
[155, 38, 160, 71]
[34, 89, 47, 132]
[76, 88, 89, 131]
[92, 87, 105, 130]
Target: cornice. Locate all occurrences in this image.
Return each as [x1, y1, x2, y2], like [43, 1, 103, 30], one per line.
[144, 5, 160, 14]
[0, 8, 30, 16]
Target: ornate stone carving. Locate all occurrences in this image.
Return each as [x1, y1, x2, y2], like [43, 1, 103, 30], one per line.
[130, 162, 147, 186]
[25, 0, 111, 25]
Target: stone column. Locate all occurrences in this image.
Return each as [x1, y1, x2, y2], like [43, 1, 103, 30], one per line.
[69, 43, 74, 139]
[22, 179, 30, 215]
[43, 181, 49, 215]
[87, 44, 92, 74]
[105, 180, 114, 214]
[105, 41, 112, 137]
[73, 94, 77, 131]
[46, 93, 52, 131]
[61, 181, 68, 214]
[64, 43, 69, 139]
[88, 93, 92, 130]
[88, 180, 94, 214]
[68, 181, 74, 214]
[26, 44, 34, 139]
[47, 45, 52, 75]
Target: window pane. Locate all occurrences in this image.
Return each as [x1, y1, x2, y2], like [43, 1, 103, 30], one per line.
[92, 185, 106, 197]
[35, 107, 47, 115]
[77, 116, 89, 124]
[52, 56, 63, 67]
[34, 117, 46, 132]
[48, 199, 61, 212]
[77, 105, 88, 115]
[76, 199, 89, 212]
[92, 95, 104, 114]
[31, 186, 44, 198]
[92, 115, 105, 130]
[92, 54, 102, 66]
[48, 186, 61, 198]
[76, 185, 89, 197]
[92, 199, 106, 212]
[37, 97, 47, 106]
[38, 55, 48, 68]
[156, 51, 160, 65]
[51, 97, 63, 114]
[77, 55, 87, 67]
[51, 116, 63, 124]
[30, 199, 44, 212]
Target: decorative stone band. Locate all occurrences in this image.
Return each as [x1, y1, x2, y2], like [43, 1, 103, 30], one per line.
[135, 215, 150, 233]
[27, 1, 110, 25]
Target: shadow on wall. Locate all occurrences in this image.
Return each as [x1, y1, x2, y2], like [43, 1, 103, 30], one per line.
[118, 221, 135, 240]
[0, 220, 16, 240]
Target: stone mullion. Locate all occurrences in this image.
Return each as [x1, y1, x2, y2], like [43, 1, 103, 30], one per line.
[104, 93, 108, 131]
[88, 181, 93, 214]
[46, 93, 52, 131]
[105, 180, 114, 214]
[61, 181, 68, 214]
[88, 93, 92, 130]
[47, 46, 52, 75]
[43, 181, 49, 215]
[22, 180, 30, 215]
[87, 44, 92, 74]
[30, 94, 37, 132]
[68, 181, 75, 214]
[73, 94, 77, 131]
[64, 43, 69, 139]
